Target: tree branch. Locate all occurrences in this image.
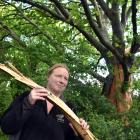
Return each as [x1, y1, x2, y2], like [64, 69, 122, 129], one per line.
[11, 0, 107, 57]
[0, 41, 14, 50]
[4, 1, 52, 41]
[71, 24, 107, 55]
[111, 2, 124, 49]
[88, 70, 105, 83]
[0, 34, 9, 41]
[73, 23, 124, 64]
[121, 0, 128, 26]
[12, 0, 124, 64]
[130, 0, 140, 54]
[50, 0, 69, 19]
[0, 20, 26, 48]
[126, 6, 132, 22]
[14, 0, 66, 21]
[90, 0, 102, 27]
[81, 0, 111, 50]
[131, 0, 137, 37]
[96, 0, 112, 21]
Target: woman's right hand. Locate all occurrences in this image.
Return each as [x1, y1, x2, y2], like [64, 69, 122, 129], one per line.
[28, 87, 48, 105]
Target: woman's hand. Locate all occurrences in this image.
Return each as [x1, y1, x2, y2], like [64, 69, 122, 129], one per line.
[69, 118, 89, 136]
[28, 87, 48, 105]
[79, 118, 89, 130]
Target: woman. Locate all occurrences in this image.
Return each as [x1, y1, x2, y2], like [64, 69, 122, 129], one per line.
[1, 64, 89, 140]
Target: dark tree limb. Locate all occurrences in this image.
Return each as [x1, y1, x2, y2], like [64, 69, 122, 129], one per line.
[3, 1, 52, 40]
[0, 20, 26, 48]
[0, 34, 9, 41]
[111, 2, 124, 47]
[12, 0, 124, 66]
[132, 0, 137, 36]
[126, 7, 132, 22]
[121, 0, 128, 26]
[90, 0, 102, 27]
[74, 24, 125, 64]
[81, 0, 111, 49]
[130, 0, 139, 54]
[101, 74, 113, 96]
[89, 71, 105, 83]
[11, 0, 108, 57]
[15, 0, 66, 21]
[70, 24, 107, 55]
[96, 0, 112, 21]
[2, 0, 70, 52]
[50, 0, 69, 19]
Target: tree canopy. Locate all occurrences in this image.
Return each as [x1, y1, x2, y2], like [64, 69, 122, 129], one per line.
[0, 0, 140, 139]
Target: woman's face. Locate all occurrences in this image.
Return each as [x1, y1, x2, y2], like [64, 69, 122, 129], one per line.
[47, 67, 69, 96]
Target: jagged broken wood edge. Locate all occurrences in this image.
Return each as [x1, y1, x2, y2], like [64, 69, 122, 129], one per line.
[0, 63, 98, 140]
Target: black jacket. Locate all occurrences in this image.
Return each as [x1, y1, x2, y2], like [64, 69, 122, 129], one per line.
[1, 92, 82, 140]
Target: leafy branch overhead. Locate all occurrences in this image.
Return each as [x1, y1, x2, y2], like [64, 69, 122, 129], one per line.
[1, 0, 139, 79]
[0, 0, 140, 112]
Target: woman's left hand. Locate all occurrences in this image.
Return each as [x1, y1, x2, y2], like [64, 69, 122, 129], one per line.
[79, 118, 89, 130]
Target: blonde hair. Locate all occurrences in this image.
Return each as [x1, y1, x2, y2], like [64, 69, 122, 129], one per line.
[47, 63, 69, 77]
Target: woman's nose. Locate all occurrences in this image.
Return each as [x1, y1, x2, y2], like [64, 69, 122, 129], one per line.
[59, 77, 66, 84]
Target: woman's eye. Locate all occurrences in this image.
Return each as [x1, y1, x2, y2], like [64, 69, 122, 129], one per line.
[55, 75, 61, 78]
[65, 77, 68, 81]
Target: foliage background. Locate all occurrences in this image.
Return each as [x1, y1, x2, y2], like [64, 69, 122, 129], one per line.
[0, 0, 140, 140]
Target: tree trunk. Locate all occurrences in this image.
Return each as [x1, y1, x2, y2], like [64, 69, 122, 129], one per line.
[107, 64, 132, 112]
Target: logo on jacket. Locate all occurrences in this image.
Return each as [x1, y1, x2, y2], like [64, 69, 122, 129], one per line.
[56, 114, 64, 123]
